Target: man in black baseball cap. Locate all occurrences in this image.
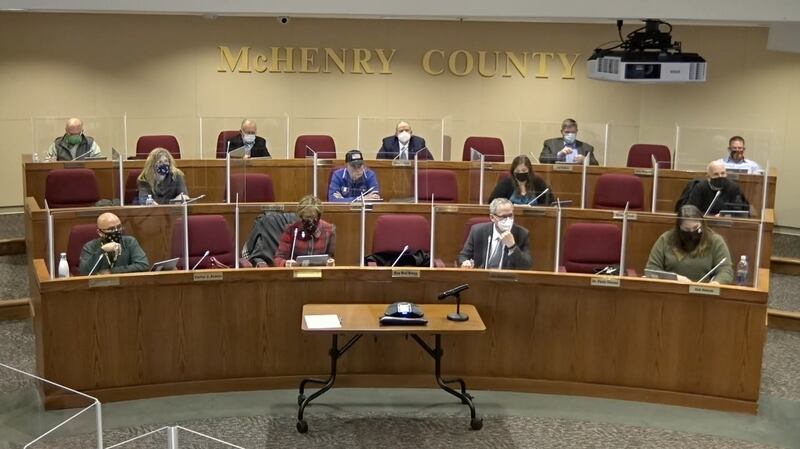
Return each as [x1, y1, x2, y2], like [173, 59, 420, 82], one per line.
[328, 149, 381, 201]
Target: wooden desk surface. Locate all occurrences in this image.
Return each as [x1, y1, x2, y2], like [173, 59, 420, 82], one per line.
[302, 304, 485, 334]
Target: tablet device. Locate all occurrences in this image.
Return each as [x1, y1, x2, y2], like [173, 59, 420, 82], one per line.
[644, 269, 678, 280]
[296, 254, 330, 267]
[151, 257, 179, 272]
[227, 146, 247, 158]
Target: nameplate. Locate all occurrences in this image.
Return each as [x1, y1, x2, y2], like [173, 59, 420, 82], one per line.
[314, 159, 334, 166]
[261, 204, 286, 212]
[490, 272, 518, 281]
[193, 272, 223, 282]
[591, 276, 620, 288]
[553, 165, 573, 172]
[705, 219, 733, 228]
[77, 210, 100, 217]
[89, 277, 120, 288]
[63, 162, 86, 169]
[435, 205, 459, 213]
[689, 285, 720, 296]
[633, 168, 654, 176]
[293, 269, 323, 279]
[613, 211, 638, 220]
[521, 208, 546, 216]
[727, 173, 740, 181]
[392, 268, 420, 278]
[391, 160, 412, 167]
[350, 203, 374, 211]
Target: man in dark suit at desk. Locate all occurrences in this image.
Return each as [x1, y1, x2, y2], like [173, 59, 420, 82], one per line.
[539, 118, 598, 165]
[458, 198, 533, 270]
[225, 119, 270, 158]
[376, 121, 432, 160]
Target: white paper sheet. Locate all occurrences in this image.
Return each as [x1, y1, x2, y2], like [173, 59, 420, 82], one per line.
[304, 314, 342, 329]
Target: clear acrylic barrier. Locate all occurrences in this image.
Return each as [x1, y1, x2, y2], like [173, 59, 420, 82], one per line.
[522, 121, 608, 167]
[227, 155, 248, 204]
[106, 426, 244, 449]
[380, 156, 413, 203]
[604, 124, 676, 169]
[441, 118, 520, 162]
[290, 117, 359, 159]
[185, 202, 236, 270]
[357, 117, 444, 160]
[199, 115, 289, 160]
[675, 125, 772, 172]
[0, 363, 102, 448]
[467, 156, 486, 205]
[123, 116, 199, 160]
[32, 116, 125, 161]
[535, 162, 582, 210]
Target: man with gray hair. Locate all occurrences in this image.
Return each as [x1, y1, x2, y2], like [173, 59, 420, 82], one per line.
[458, 198, 533, 270]
[47, 117, 102, 161]
[539, 118, 597, 165]
[224, 119, 270, 158]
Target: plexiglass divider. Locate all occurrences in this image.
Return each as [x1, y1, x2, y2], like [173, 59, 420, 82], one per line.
[290, 117, 359, 159]
[520, 121, 609, 166]
[754, 161, 771, 287]
[0, 362, 102, 449]
[675, 125, 772, 172]
[106, 425, 244, 449]
[32, 116, 126, 161]
[357, 116, 444, 160]
[553, 200, 563, 272]
[429, 195, 436, 268]
[580, 153, 590, 208]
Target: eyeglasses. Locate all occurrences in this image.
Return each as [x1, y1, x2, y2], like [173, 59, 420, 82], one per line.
[492, 213, 514, 219]
[100, 225, 123, 233]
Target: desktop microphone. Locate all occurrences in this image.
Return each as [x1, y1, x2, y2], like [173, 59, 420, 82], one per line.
[305, 145, 318, 157]
[390, 245, 410, 267]
[528, 188, 550, 206]
[704, 190, 722, 216]
[437, 283, 470, 321]
[191, 250, 211, 270]
[698, 257, 727, 283]
[483, 235, 492, 269]
[437, 284, 470, 299]
[289, 228, 299, 261]
[527, 152, 542, 165]
[87, 253, 105, 276]
[350, 186, 376, 203]
[72, 149, 92, 161]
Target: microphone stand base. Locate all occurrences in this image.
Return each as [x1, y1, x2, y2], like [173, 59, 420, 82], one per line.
[447, 312, 469, 322]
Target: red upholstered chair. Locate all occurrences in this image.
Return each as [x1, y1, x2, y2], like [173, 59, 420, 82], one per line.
[592, 173, 644, 211]
[66, 223, 98, 276]
[417, 169, 459, 203]
[229, 173, 276, 203]
[560, 223, 636, 275]
[124, 169, 142, 205]
[170, 215, 235, 270]
[627, 144, 672, 169]
[216, 130, 241, 158]
[294, 135, 336, 159]
[370, 214, 444, 267]
[136, 135, 181, 159]
[462, 217, 492, 244]
[45, 169, 100, 208]
[462, 137, 505, 162]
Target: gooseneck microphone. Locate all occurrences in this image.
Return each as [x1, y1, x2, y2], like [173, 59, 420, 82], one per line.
[704, 190, 722, 216]
[290, 228, 299, 262]
[391, 245, 410, 267]
[437, 284, 470, 299]
[87, 253, 105, 276]
[484, 235, 492, 269]
[191, 250, 211, 270]
[437, 284, 470, 321]
[528, 188, 550, 206]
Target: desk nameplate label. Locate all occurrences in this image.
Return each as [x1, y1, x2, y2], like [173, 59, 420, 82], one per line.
[435, 206, 460, 213]
[613, 211, 638, 221]
[89, 277, 120, 288]
[634, 168, 654, 176]
[490, 272, 518, 281]
[591, 276, 620, 287]
[689, 285, 720, 296]
[392, 269, 420, 278]
[521, 208, 547, 216]
[391, 160, 412, 167]
[261, 204, 286, 212]
[553, 165, 574, 172]
[294, 269, 323, 279]
[193, 272, 224, 282]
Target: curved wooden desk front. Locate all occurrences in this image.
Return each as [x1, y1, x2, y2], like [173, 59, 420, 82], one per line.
[31, 261, 767, 413]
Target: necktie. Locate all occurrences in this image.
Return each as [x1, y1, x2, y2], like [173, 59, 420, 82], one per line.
[487, 237, 503, 268]
[401, 145, 408, 160]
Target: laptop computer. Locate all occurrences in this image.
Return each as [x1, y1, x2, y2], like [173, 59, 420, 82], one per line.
[151, 257, 179, 272]
[644, 269, 678, 280]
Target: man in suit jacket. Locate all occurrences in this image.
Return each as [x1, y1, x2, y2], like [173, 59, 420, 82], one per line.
[458, 198, 533, 270]
[539, 118, 598, 165]
[225, 119, 270, 158]
[376, 121, 432, 160]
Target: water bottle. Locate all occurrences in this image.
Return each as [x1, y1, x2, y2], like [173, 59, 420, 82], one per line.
[735, 255, 749, 286]
[57, 252, 70, 278]
[145, 194, 155, 206]
[32, 153, 40, 163]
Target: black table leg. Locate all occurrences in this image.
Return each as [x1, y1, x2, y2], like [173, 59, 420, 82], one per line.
[410, 334, 482, 430]
[296, 333, 363, 433]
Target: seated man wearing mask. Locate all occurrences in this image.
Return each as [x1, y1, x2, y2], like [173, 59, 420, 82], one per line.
[274, 195, 336, 267]
[458, 198, 533, 270]
[715, 136, 762, 174]
[539, 118, 597, 165]
[328, 149, 381, 202]
[645, 205, 733, 284]
[684, 160, 750, 216]
[79, 212, 150, 275]
[376, 121, 432, 160]
[225, 119, 270, 158]
[46, 117, 102, 161]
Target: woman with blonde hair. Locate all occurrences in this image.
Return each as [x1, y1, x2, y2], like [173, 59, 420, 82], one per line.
[274, 195, 336, 267]
[137, 148, 188, 205]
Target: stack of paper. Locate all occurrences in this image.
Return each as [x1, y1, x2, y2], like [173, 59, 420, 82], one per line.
[304, 314, 342, 329]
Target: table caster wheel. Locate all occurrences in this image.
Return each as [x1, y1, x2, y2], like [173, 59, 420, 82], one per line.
[470, 417, 483, 430]
[296, 419, 308, 433]
[297, 394, 305, 406]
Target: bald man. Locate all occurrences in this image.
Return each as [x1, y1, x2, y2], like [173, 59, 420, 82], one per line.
[224, 119, 270, 158]
[376, 121, 432, 160]
[79, 213, 149, 275]
[47, 118, 102, 161]
[683, 160, 750, 216]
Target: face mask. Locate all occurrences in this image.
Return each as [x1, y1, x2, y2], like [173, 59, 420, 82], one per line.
[101, 229, 122, 244]
[302, 218, 319, 234]
[397, 131, 411, 144]
[243, 134, 256, 144]
[514, 172, 529, 182]
[709, 177, 728, 190]
[66, 134, 82, 146]
[497, 217, 514, 233]
[156, 163, 170, 176]
[729, 151, 744, 162]
[678, 228, 702, 252]
[563, 132, 577, 144]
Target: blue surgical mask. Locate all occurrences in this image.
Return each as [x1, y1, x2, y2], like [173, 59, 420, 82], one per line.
[563, 133, 577, 144]
[156, 163, 170, 176]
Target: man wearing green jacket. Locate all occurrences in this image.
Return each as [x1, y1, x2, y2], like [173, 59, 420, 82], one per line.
[79, 212, 150, 275]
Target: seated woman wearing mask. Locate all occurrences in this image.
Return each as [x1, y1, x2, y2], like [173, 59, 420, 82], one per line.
[645, 205, 733, 284]
[274, 195, 336, 267]
[488, 155, 554, 205]
[137, 148, 189, 205]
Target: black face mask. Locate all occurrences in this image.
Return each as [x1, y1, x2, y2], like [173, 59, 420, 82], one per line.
[514, 172, 529, 182]
[709, 177, 728, 190]
[678, 228, 702, 252]
[302, 218, 319, 235]
[101, 230, 122, 244]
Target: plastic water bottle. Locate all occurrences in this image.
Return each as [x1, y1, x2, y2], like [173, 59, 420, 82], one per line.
[32, 153, 40, 163]
[735, 255, 749, 286]
[57, 252, 70, 278]
[145, 194, 155, 206]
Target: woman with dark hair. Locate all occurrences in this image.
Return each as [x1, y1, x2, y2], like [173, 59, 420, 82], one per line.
[488, 155, 554, 205]
[645, 205, 733, 284]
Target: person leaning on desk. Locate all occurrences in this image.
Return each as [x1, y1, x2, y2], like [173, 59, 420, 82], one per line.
[79, 212, 149, 275]
[488, 155, 554, 205]
[137, 147, 189, 205]
[645, 205, 734, 284]
[273, 195, 336, 267]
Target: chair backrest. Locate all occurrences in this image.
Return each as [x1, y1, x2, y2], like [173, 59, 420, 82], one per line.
[170, 215, 235, 269]
[294, 135, 336, 159]
[216, 130, 241, 158]
[66, 223, 98, 275]
[462, 137, 505, 162]
[592, 173, 645, 211]
[562, 223, 622, 273]
[229, 173, 276, 203]
[417, 169, 459, 203]
[463, 217, 492, 244]
[124, 169, 143, 205]
[627, 144, 672, 169]
[136, 135, 181, 159]
[45, 168, 100, 208]
[372, 214, 430, 253]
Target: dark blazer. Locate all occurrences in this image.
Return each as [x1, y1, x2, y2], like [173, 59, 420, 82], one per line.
[376, 135, 432, 160]
[225, 134, 270, 158]
[539, 137, 598, 165]
[686, 179, 750, 216]
[488, 175, 554, 205]
[457, 222, 533, 270]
